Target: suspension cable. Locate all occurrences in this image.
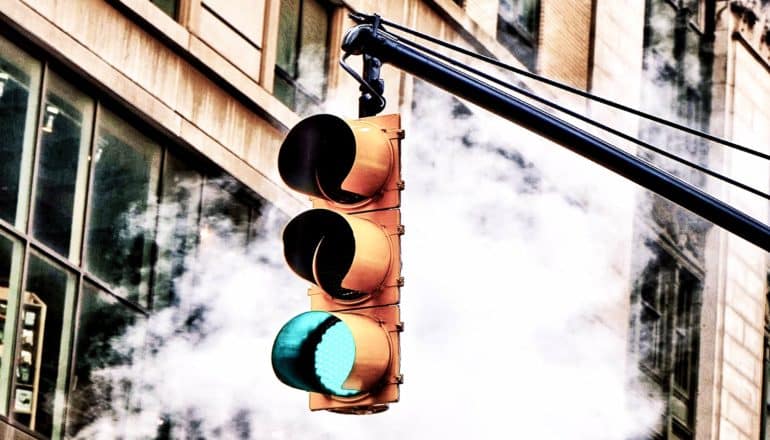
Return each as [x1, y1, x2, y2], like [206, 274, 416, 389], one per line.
[364, 15, 770, 162]
[394, 31, 770, 201]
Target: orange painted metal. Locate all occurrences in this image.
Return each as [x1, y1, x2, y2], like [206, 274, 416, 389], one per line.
[334, 214, 391, 294]
[313, 113, 403, 213]
[339, 118, 392, 197]
[309, 208, 402, 311]
[336, 313, 391, 391]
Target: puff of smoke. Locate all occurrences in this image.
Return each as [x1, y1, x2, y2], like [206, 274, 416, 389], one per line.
[395, 83, 662, 439]
[69, 72, 668, 440]
[72, 202, 309, 439]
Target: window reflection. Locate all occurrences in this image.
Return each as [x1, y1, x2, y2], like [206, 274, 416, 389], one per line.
[67, 283, 139, 438]
[200, 178, 250, 250]
[0, 36, 41, 229]
[31, 72, 93, 260]
[153, 152, 202, 309]
[85, 110, 161, 307]
[632, 241, 702, 439]
[13, 252, 76, 439]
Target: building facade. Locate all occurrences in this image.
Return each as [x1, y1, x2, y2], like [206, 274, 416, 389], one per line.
[0, 0, 767, 439]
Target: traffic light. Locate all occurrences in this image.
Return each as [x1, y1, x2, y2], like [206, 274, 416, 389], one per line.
[272, 113, 404, 414]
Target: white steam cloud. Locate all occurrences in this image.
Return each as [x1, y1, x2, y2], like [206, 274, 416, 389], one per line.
[71, 66, 667, 439]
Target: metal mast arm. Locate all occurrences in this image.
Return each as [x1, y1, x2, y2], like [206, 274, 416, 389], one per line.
[340, 22, 770, 252]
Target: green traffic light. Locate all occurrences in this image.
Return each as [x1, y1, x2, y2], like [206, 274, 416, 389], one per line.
[272, 311, 361, 397]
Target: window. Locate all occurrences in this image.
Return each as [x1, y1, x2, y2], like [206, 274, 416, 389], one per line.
[0, 38, 40, 230]
[66, 283, 141, 438]
[631, 4, 713, 438]
[632, 243, 702, 440]
[85, 109, 161, 308]
[497, 0, 539, 71]
[31, 72, 93, 261]
[638, 0, 714, 249]
[12, 252, 78, 439]
[152, 152, 203, 309]
[274, 0, 331, 112]
[0, 33, 269, 439]
[200, 178, 251, 248]
[150, 0, 179, 20]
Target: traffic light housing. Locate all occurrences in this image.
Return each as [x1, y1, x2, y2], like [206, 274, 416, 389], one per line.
[272, 113, 403, 414]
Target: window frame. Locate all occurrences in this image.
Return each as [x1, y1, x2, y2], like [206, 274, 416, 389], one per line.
[273, 0, 334, 111]
[630, 239, 703, 440]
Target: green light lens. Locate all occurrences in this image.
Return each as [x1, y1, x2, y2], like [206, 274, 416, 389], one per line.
[272, 311, 361, 397]
[315, 320, 357, 396]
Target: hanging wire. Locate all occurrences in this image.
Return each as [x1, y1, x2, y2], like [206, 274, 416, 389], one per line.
[345, 13, 769, 200]
[341, 13, 770, 248]
[393, 34, 770, 201]
[368, 15, 770, 162]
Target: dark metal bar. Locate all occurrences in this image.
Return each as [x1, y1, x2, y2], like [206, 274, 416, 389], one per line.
[358, 15, 386, 117]
[360, 14, 770, 162]
[359, 54, 385, 117]
[341, 25, 770, 252]
[395, 34, 770, 201]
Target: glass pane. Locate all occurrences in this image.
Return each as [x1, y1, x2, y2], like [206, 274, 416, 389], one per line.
[31, 72, 93, 260]
[297, 0, 329, 99]
[150, 0, 179, 19]
[200, 179, 250, 250]
[273, 72, 296, 109]
[12, 252, 77, 438]
[276, 0, 300, 77]
[0, 230, 24, 415]
[497, 0, 538, 70]
[85, 109, 161, 307]
[66, 283, 139, 438]
[499, 0, 538, 37]
[0, 36, 42, 229]
[152, 152, 202, 309]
